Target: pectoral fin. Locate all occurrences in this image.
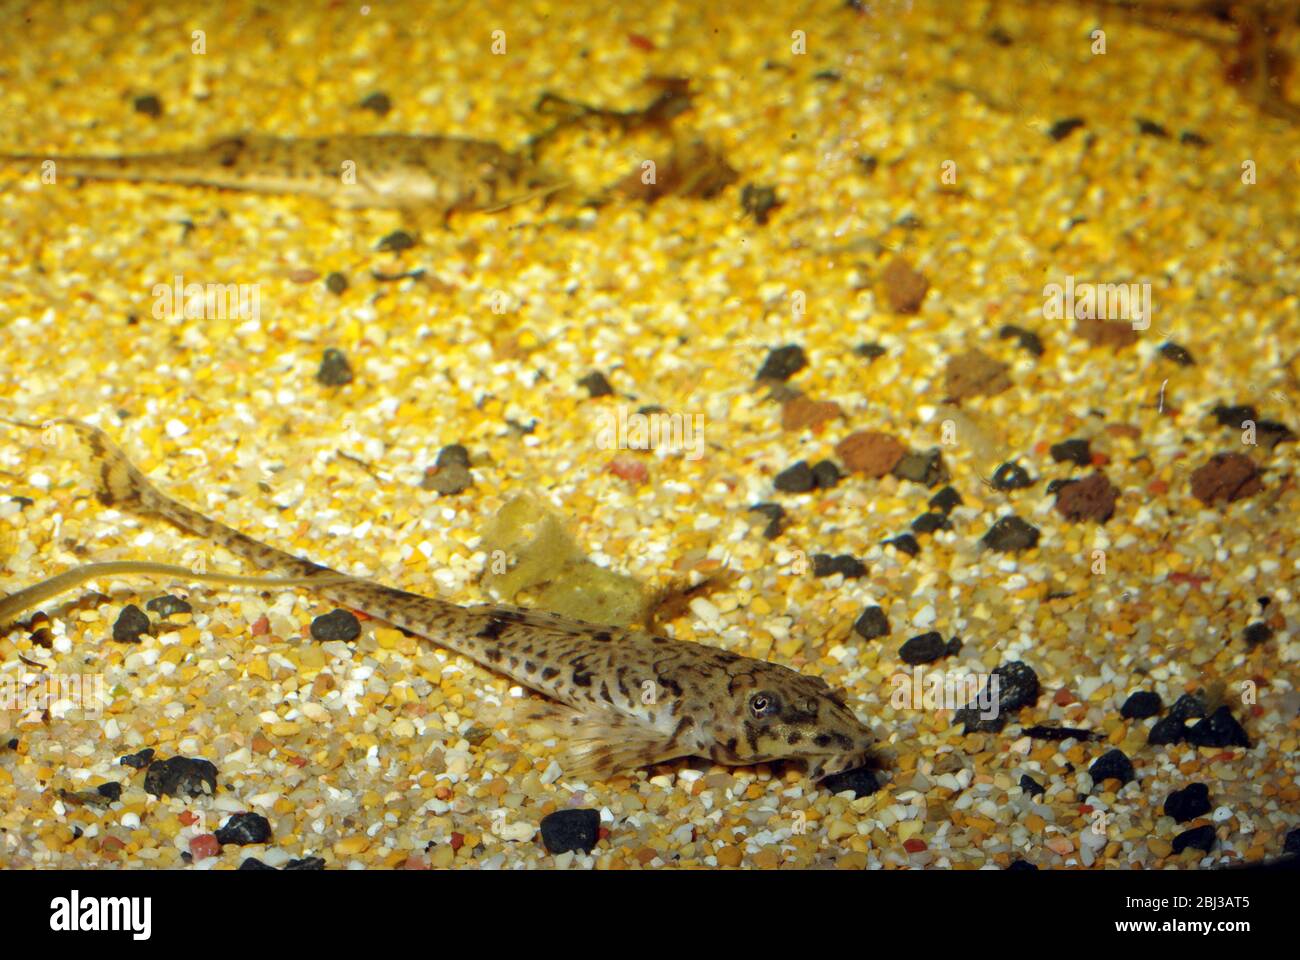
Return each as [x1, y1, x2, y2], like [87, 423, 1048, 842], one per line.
[515, 700, 684, 781]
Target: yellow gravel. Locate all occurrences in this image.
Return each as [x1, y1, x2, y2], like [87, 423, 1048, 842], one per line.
[1, 0, 1298, 869]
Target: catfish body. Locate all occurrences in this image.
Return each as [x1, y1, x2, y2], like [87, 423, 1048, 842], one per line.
[0, 134, 564, 211]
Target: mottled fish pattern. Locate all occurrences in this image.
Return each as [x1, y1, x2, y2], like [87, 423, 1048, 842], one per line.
[0, 134, 567, 211]
[1, 418, 875, 781]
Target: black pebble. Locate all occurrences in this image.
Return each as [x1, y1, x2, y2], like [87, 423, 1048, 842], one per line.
[311, 609, 361, 643]
[1171, 824, 1215, 855]
[1021, 725, 1101, 742]
[1169, 692, 1208, 722]
[1158, 342, 1195, 366]
[283, 857, 327, 870]
[239, 857, 277, 870]
[577, 371, 614, 397]
[1186, 706, 1249, 748]
[422, 461, 473, 495]
[96, 782, 123, 802]
[1089, 749, 1135, 787]
[359, 91, 392, 116]
[811, 459, 842, 489]
[215, 812, 273, 846]
[852, 606, 889, 640]
[1136, 117, 1169, 138]
[756, 344, 806, 382]
[1019, 774, 1045, 797]
[911, 511, 950, 535]
[539, 808, 601, 854]
[811, 554, 866, 579]
[133, 94, 163, 118]
[436, 444, 471, 469]
[1179, 131, 1209, 147]
[1257, 420, 1296, 448]
[997, 324, 1044, 357]
[1284, 829, 1300, 856]
[774, 460, 815, 493]
[1006, 859, 1038, 871]
[1120, 690, 1162, 720]
[1046, 117, 1086, 141]
[854, 342, 886, 359]
[819, 765, 880, 798]
[892, 448, 948, 487]
[376, 230, 417, 252]
[928, 486, 962, 514]
[1164, 783, 1211, 824]
[325, 272, 348, 295]
[991, 461, 1033, 490]
[1243, 622, 1273, 647]
[740, 183, 781, 225]
[144, 756, 218, 799]
[316, 348, 354, 386]
[1148, 715, 1188, 746]
[747, 502, 784, 540]
[1050, 438, 1091, 466]
[885, 533, 920, 557]
[1211, 403, 1257, 428]
[956, 661, 1040, 732]
[981, 515, 1040, 552]
[119, 747, 155, 769]
[146, 595, 192, 618]
[1045, 478, 1073, 496]
[899, 631, 948, 665]
[112, 605, 151, 644]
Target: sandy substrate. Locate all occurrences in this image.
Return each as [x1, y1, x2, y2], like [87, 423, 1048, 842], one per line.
[0, 0, 1297, 869]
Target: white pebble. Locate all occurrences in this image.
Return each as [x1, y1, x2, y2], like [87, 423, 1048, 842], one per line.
[689, 597, 721, 624]
[496, 820, 536, 842]
[913, 605, 936, 628]
[165, 419, 188, 438]
[1212, 805, 1233, 823]
[261, 848, 291, 868]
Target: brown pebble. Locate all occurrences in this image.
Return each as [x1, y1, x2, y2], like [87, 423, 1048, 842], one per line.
[836, 430, 906, 477]
[1055, 472, 1119, 522]
[781, 395, 843, 432]
[1076, 317, 1138, 349]
[752, 846, 781, 869]
[1105, 423, 1142, 440]
[880, 256, 929, 314]
[944, 348, 1012, 401]
[1190, 452, 1262, 505]
[715, 844, 744, 867]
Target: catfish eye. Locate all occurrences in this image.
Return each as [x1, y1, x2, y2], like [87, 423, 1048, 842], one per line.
[749, 691, 780, 719]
